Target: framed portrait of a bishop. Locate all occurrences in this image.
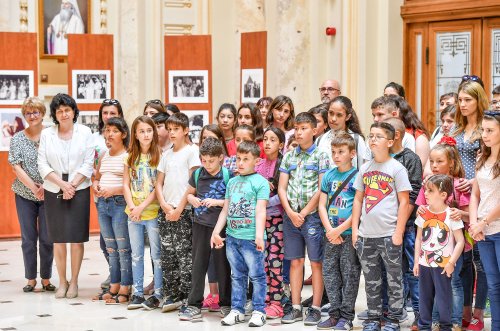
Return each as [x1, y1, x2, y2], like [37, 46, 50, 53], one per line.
[39, 0, 91, 58]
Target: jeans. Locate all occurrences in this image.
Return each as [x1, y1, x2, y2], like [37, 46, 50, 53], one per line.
[128, 217, 162, 298]
[97, 196, 132, 286]
[15, 194, 53, 280]
[477, 233, 500, 331]
[432, 253, 464, 325]
[226, 235, 266, 314]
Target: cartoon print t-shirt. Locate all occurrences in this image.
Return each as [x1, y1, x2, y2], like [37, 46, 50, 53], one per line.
[225, 173, 270, 240]
[125, 153, 160, 221]
[353, 158, 412, 238]
[415, 207, 464, 268]
[321, 167, 358, 236]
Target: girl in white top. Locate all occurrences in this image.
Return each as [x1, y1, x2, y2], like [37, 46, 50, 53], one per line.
[92, 117, 131, 304]
[317, 96, 370, 169]
[469, 111, 500, 330]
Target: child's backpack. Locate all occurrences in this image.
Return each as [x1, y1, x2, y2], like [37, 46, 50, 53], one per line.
[193, 167, 230, 189]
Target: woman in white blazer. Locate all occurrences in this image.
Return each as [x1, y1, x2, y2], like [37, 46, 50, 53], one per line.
[38, 93, 94, 299]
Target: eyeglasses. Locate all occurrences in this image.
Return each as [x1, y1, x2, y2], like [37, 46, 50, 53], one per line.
[102, 99, 120, 106]
[484, 110, 500, 117]
[146, 99, 163, 106]
[24, 111, 41, 118]
[319, 87, 340, 93]
[368, 134, 389, 141]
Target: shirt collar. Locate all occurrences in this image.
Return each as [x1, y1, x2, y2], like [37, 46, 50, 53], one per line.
[296, 143, 316, 155]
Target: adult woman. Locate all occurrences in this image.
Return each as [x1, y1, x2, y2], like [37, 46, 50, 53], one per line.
[94, 99, 125, 289]
[143, 99, 167, 117]
[453, 81, 488, 330]
[8, 97, 54, 293]
[216, 103, 237, 155]
[38, 93, 94, 299]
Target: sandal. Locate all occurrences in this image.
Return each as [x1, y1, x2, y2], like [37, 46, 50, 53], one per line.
[42, 283, 56, 292]
[23, 281, 36, 293]
[92, 289, 116, 302]
[105, 293, 130, 305]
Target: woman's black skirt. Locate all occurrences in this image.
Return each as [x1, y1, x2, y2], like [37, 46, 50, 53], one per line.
[44, 185, 90, 244]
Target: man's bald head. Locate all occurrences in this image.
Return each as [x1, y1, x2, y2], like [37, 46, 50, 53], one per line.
[320, 79, 341, 103]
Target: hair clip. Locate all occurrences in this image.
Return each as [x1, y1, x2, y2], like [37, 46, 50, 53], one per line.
[438, 136, 457, 146]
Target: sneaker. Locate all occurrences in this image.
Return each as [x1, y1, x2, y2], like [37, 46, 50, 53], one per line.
[363, 321, 381, 331]
[281, 306, 303, 324]
[321, 303, 331, 316]
[100, 275, 111, 289]
[334, 318, 353, 331]
[142, 296, 160, 310]
[411, 312, 419, 331]
[304, 307, 322, 326]
[382, 321, 400, 331]
[466, 318, 484, 331]
[127, 295, 145, 310]
[283, 283, 291, 298]
[202, 294, 220, 311]
[220, 306, 232, 318]
[221, 309, 245, 326]
[358, 309, 369, 320]
[462, 319, 471, 329]
[178, 303, 188, 316]
[452, 324, 461, 331]
[248, 311, 266, 327]
[244, 299, 254, 316]
[432, 322, 440, 331]
[317, 316, 338, 330]
[302, 295, 313, 307]
[179, 305, 202, 321]
[162, 298, 182, 312]
[265, 303, 283, 319]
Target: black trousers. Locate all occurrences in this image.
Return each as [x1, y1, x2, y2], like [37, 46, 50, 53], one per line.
[418, 266, 452, 331]
[188, 222, 232, 308]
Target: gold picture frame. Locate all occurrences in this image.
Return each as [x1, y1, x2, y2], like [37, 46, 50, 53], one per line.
[38, 0, 91, 59]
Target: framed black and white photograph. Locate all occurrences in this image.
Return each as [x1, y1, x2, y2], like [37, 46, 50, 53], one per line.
[0, 70, 34, 105]
[72, 70, 111, 104]
[0, 109, 28, 151]
[168, 70, 208, 104]
[39, 0, 91, 58]
[241, 68, 264, 103]
[77, 110, 99, 134]
[184, 110, 209, 144]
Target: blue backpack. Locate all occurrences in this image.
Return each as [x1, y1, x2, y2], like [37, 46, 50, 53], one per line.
[193, 167, 230, 189]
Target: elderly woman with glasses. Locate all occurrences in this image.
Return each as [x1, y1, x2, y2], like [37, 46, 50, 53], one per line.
[38, 93, 94, 299]
[8, 97, 55, 293]
[94, 98, 125, 291]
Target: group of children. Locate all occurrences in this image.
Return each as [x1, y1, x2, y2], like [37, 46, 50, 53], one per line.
[90, 91, 500, 331]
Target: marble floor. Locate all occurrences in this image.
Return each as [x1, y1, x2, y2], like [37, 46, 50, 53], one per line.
[0, 236, 490, 331]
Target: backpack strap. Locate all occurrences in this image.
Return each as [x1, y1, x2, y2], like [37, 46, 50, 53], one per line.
[193, 167, 202, 189]
[222, 167, 230, 185]
[327, 169, 358, 210]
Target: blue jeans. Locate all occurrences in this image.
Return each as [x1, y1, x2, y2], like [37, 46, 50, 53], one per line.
[226, 235, 266, 314]
[15, 194, 53, 280]
[128, 217, 162, 298]
[97, 196, 131, 286]
[477, 233, 500, 331]
[432, 253, 464, 325]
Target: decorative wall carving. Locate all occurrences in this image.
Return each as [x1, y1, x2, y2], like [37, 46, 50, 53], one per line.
[19, 0, 28, 32]
[165, 0, 192, 9]
[164, 24, 193, 35]
[100, 0, 107, 33]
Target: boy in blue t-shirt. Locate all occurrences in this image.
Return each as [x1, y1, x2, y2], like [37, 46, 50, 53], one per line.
[211, 141, 270, 327]
[317, 132, 361, 330]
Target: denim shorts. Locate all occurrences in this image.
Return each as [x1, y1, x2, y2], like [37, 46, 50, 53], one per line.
[283, 212, 324, 262]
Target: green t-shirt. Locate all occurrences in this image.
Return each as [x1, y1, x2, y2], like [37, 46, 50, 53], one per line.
[225, 173, 270, 240]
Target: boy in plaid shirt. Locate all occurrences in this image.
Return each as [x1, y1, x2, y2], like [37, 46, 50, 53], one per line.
[278, 112, 331, 325]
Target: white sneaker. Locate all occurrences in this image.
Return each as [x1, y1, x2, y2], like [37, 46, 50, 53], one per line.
[320, 303, 331, 316]
[248, 311, 266, 327]
[221, 309, 245, 326]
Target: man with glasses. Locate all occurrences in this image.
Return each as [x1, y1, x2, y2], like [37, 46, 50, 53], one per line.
[319, 80, 341, 104]
[491, 85, 500, 111]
